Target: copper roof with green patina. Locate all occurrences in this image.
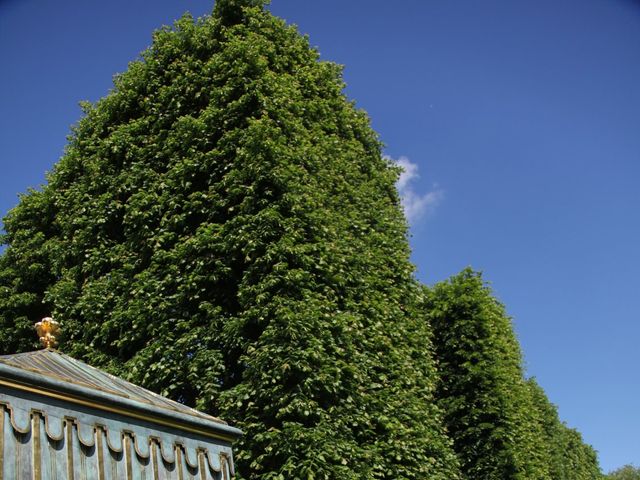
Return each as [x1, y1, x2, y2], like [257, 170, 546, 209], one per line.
[0, 348, 225, 426]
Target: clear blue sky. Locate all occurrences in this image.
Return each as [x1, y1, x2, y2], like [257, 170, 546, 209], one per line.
[1, 0, 639, 472]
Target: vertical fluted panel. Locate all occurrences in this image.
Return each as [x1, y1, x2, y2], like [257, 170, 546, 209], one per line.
[0, 399, 236, 480]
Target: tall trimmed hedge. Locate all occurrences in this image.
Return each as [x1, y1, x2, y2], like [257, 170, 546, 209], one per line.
[0, 1, 460, 478]
[526, 378, 602, 480]
[425, 269, 551, 479]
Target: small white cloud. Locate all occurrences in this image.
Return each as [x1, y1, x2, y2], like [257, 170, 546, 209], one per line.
[387, 155, 443, 223]
[395, 156, 418, 191]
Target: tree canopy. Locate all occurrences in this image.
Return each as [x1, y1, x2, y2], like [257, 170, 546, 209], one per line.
[0, 1, 460, 478]
[526, 378, 602, 480]
[606, 466, 640, 480]
[426, 269, 552, 479]
[0, 1, 611, 479]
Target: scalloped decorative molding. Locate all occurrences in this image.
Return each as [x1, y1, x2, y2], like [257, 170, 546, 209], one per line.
[0, 397, 235, 479]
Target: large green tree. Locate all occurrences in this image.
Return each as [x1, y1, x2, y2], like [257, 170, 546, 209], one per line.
[425, 269, 552, 480]
[0, 1, 460, 478]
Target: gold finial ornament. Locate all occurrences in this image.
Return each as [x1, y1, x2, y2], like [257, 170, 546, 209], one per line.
[35, 317, 60, 349]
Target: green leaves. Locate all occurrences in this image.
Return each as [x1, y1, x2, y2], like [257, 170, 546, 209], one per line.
[425, 270, 602, 480]
[606, 465, 640, 480]
[213, 0, 268, 27]
[0, 5, 459, 480]
[527, 378, 603, 480]
[0, 4, 600, 479]
[426, 269, 551, 480]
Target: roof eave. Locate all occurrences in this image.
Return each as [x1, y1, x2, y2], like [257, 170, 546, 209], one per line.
[0, 361, 243, 443]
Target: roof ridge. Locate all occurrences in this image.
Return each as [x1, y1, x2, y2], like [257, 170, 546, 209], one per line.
[0, 349, 226, 425]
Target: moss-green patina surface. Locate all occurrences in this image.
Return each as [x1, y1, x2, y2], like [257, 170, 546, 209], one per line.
[0, 349, 241, 479]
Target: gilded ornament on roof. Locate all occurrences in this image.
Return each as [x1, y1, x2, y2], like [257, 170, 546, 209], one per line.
[35, 316, 60, 349]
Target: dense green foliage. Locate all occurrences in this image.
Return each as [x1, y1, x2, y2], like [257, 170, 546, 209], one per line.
[425, 269, 605, 480]
[526, 378, 602, 480]
[425, 269, 552, 479]
[606, 466, 640, 480]
[0, 1, 461, 478]
[0, 1, 610, 478]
